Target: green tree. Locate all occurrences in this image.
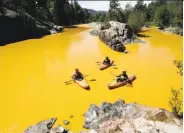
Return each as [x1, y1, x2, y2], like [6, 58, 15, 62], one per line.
[128, 11, 146, 33]
[53, 0, 65, 25]
[107, 0, 121, 21]
[134, 0, 146, 12]
[167, 1, 183, 27]
[21, 0, 36, 16]
[124, 3, 133, 22]
[146, 2, 157, 22]
[154, 5, 169, 27]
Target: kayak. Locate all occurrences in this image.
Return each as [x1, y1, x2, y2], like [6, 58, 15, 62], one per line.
[74, 78, 90, 90]
[108, 75, 136, 89]
[100, 60, 114, 70]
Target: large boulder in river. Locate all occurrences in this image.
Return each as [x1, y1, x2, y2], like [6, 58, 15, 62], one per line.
[90, 21, 137, 52]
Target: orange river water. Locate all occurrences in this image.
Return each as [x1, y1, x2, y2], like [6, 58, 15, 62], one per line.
[0, 27, 182, 132]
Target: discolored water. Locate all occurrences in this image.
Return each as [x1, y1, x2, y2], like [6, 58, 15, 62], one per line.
[0, 27, 182, 132]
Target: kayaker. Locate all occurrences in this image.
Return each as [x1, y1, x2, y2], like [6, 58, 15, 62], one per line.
[71, 69, 83, 80]
[116, 71, 132, 84]
[103, 57, 111, 65]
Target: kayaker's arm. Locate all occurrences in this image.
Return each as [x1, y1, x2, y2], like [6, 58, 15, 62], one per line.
[71, 72, 77, 79]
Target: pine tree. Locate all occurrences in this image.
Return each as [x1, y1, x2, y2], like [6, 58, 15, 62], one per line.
[134, 0, 146, 12]
[107, 0, 121, 21]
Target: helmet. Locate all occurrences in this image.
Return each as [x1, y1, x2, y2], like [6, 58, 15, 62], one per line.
[122, 70, 126, 73]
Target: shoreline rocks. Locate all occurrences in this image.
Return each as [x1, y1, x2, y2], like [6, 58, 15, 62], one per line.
[23, 118, 68, 133]
[23, 99, 183, 133]
[90, 21, 141, 52]
[82, 99, 183, 133]
[159, 27, 183, 36]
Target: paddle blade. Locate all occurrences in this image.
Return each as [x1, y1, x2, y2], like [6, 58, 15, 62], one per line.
[89, 79, 96, 81]
[65, 82, 73, 85]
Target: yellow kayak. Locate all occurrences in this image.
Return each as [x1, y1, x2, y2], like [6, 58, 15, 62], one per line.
[108, 75, 136, 89]
[100, 61, 114, 70]
[74, 78, 90, 90]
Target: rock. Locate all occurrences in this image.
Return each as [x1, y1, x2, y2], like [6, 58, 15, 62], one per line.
[0, 5, 64, 46]
[63, 120, 70, 125]
[49, 125, 68, 133]
[90, 21, 135, 52]
[83, 99, 183, 133]
[54, 25, 64, 32]
[23, 118, 69, 133]
[23, 118, 57, 133]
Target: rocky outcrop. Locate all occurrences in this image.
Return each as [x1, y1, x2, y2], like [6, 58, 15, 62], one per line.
[23, 100, 183, 133]
[0, 6, 63, 45]
[90, 21, 141, 52]
[83, 99, 183, 133]
[23, 118, 68, 133]
[161, 27, 183, 35]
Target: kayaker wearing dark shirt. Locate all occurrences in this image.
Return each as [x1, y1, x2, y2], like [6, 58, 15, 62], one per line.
[103, 57, 111, 65]
[71, 69, 83, 80]
[116, 71, 131, 84]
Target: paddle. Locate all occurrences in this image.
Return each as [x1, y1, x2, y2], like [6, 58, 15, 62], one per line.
[89, 79, 96, 81]
[65, 78, 96, 85]
[96, 61, 116, 66]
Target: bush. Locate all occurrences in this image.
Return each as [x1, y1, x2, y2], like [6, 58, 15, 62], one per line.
[128, 11, 145, 33]
[154, 5, 169, 27]
[169, 88, 183, 118]
[173, 60, 183, 75]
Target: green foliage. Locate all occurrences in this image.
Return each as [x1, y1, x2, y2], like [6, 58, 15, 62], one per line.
[107, 0, 125, 22]
[134, 0, 146, 12]
[2, 0, 182, 29]
[89, 12, 107, 22]
[173, 60, 183, 75]
[169, 88, 183, 118]
[128, 12, 145, 33]
[53, 0, 90, 25]
[154, 5, 169, 27]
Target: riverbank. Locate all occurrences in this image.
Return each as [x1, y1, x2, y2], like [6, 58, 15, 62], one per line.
[0, 6, 63, 46]
[23, 100, 183, 133]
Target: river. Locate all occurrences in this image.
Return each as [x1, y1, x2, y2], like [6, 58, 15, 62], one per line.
[0, 27, 182, 133]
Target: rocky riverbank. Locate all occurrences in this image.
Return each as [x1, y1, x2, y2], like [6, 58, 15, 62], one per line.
[23, 99, 183, 133]
[90, 21, 143, 53]
[158, 27, 183, 36]
[0, 6, 63, 46]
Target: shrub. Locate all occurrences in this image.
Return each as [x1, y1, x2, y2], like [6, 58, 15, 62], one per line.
[128, 11, 145, 33]
[169, 88, 183, 119]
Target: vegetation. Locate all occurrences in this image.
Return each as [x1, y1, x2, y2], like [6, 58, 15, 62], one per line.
[128, 12, 145, 33]
[89, 0, 183, 33]
[1, 0, 183, 33]
[173, 60, 183, 76]
[169, 88, 183, 119]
